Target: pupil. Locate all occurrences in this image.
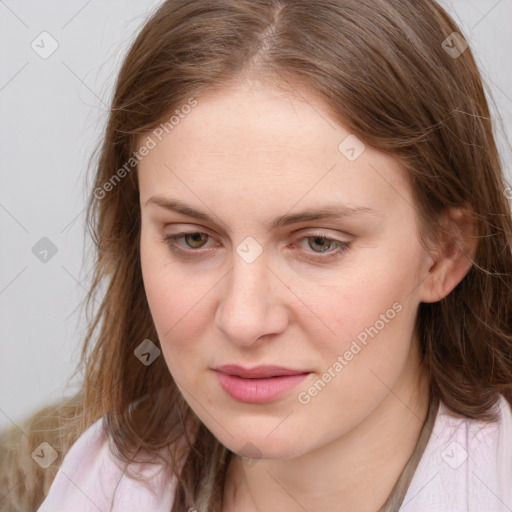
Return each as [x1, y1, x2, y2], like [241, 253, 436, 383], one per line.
[312, 237, 330, 252]
[188, 233, 205, 247]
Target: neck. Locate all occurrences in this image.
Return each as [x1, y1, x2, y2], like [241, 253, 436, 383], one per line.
[222, 352, 431, 512]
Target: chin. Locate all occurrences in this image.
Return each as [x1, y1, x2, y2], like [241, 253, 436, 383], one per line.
[220, 431, 304, 462]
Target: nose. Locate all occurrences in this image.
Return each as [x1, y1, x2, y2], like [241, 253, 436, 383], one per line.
[215, 252, 289, 347]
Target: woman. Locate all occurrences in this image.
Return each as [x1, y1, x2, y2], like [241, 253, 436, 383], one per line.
[2, 0, 512, 511]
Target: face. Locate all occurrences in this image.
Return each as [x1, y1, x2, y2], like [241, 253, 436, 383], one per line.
[137, 81, 432, 460]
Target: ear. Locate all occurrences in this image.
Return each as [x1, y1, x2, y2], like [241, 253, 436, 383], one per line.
[420, 205, 478, 304]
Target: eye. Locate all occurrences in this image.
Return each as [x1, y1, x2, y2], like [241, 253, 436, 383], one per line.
[163, 231, 214, 255]
[161, 231, 351, 262]
[294, 233, 351, 262]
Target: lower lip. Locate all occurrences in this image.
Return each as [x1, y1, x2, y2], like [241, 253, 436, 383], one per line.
[214, 371, 310, 404]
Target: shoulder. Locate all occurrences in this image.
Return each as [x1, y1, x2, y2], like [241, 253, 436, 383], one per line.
[36, 415, 178, 512]
[401, 394, 512, 512]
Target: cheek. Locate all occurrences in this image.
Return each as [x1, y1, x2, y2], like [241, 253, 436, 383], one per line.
[303, 243, 422, 401]
[311, 283, 412, 380]
[140, 234, 216, 372]
[294, 281, 419, 443]
[144, 277, 208, 382]
[313, 252, 418, 350]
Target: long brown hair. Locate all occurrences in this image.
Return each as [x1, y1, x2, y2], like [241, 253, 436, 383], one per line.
[2, 1, 512, 510]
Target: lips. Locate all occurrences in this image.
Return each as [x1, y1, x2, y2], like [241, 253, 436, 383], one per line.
[213, 364, 311, 403]
[214, 364, 309, 379]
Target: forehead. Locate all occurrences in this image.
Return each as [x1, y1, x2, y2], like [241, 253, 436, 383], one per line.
[136, 84, 412, 220]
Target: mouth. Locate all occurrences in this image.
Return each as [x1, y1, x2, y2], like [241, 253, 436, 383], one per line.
[212, 364, 312, 403]
[214, 364, 311, 378]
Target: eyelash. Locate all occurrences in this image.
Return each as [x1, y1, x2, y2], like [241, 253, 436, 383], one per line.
[161, 231, 351, 263]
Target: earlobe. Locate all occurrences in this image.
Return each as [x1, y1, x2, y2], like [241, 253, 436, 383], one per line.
[420, 206, 478, 304]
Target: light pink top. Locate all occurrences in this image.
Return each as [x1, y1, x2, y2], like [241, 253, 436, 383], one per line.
[37, 395, 512, 511]
[36, 418, 178, 512]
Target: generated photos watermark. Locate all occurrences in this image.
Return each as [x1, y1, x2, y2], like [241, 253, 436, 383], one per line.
[94, 97, 198, 200]
[297, 301, 403, 405]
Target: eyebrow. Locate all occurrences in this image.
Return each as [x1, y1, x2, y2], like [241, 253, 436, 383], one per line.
[145, 196, 382, 230]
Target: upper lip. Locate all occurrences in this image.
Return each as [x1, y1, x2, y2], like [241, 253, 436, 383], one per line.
[214, 364, 310, 379]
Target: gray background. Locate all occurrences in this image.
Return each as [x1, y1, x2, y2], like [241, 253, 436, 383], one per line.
[1, 0, 511, 433]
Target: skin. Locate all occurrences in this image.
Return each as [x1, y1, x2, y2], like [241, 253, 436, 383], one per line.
[137, 80, 475, 511]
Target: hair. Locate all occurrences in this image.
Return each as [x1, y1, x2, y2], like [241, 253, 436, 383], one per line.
[2, 0, 512, 510]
